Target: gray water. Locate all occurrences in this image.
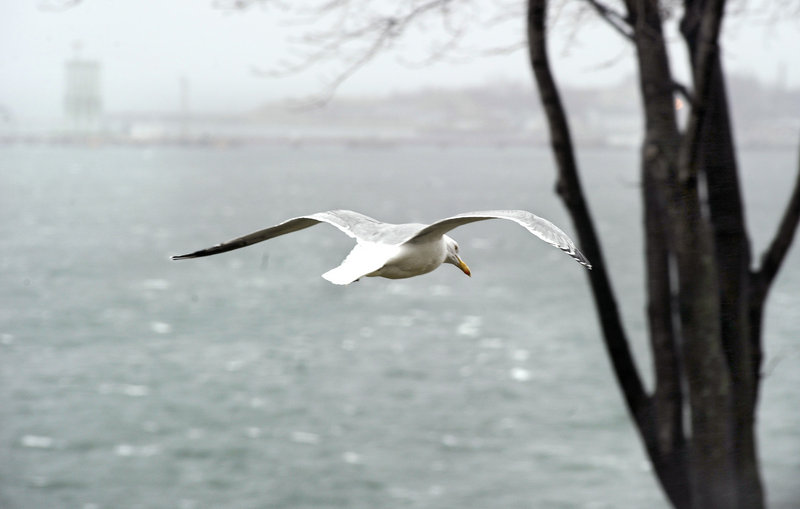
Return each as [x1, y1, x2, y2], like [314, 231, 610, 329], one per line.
[1, 145, 798, 509]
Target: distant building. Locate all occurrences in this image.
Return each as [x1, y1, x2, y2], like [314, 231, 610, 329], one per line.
[63, 58, 103, 133]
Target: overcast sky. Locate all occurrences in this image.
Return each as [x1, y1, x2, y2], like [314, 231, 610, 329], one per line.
[2, 0, 798, 119]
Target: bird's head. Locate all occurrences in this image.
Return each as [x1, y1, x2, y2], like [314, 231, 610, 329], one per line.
[444, 235, 471, 277]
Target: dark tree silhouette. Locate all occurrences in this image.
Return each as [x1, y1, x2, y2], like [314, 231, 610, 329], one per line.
[529, 1, 800, 507]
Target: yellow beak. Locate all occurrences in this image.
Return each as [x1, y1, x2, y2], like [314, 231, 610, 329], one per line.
[457, 257, 471, 277]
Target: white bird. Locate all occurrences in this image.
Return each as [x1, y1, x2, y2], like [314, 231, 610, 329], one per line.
[172, 209, 591, 285]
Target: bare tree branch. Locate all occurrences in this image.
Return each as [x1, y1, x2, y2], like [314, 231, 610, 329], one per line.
[250, 0, 500, 103]
[682, 2, 762, 503]
[754, 134, 800, 296]
[584, 0, 634, 40]
[304, 25, 396, 106]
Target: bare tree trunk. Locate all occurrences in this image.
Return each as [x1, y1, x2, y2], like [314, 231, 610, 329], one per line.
[625, 0, 736, 504]
[527, 1, 692, 506]
[526, 0, 800, 506]
[527, 0, 758, 506]
[625, 0, 736, 506]
[680, 1, 764, 506]
[642, 164, 690, 508]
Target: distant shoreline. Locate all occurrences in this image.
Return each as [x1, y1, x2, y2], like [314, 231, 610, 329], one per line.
[2, 132, 797, 150]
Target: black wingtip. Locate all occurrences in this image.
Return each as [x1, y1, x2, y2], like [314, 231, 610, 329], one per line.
[562, 246, 592, 270]
[574, 249, 592, 270]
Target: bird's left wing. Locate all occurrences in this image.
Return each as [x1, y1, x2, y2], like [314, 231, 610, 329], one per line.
[404, 210, 591, 269]
[171, 210, 381, 260]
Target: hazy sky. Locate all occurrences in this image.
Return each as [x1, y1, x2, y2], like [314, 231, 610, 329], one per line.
[2, 0, 798, 119]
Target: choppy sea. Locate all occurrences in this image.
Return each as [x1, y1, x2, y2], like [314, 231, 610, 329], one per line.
[1, 144, 798, 508]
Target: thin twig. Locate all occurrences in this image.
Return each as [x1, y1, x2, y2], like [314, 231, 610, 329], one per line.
[754, 132, 800, 293]
[584, 0, 635, 40]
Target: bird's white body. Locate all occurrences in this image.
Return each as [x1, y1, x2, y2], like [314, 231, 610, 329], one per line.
[369, 236, 450, 279]
[321, 235, 455, 284]
[172, 209, 591, 285]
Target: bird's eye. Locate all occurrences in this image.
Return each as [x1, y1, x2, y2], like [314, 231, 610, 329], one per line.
[455, 245, 459, 253]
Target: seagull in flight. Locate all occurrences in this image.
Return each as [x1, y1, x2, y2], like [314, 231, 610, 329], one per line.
[172, 209, 591, 285]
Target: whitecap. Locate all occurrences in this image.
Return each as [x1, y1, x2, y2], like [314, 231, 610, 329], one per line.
[510, 367, 532, 382]
[456, 315, 482, 337]
[114, 444, 135, 457]
[21, 435, 54, 448]
[225, 359, 245, 372]
[290, 431, 320, 445]
[121, 384, 149, 397]
[141, 279, 171, 290]
[150, 321, 172, 334]
[342, 451, 361, 464]
[98, 383, 149, 397]
[441, 434, 459, 447]
[114, 443, 160, 457]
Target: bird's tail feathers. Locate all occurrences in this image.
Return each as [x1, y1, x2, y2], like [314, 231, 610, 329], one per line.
[321, 244, 386, 285]
[321, 266, 364, 285]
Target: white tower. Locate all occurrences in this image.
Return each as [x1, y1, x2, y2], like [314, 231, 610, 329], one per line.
[64, 44, 102, 134]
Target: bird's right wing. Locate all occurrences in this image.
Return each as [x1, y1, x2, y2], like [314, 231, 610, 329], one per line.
[171, 209, 382, 260]
[404, 210, 592, 269]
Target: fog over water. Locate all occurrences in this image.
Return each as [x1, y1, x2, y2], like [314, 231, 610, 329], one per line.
[2, 0, 798, 120]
